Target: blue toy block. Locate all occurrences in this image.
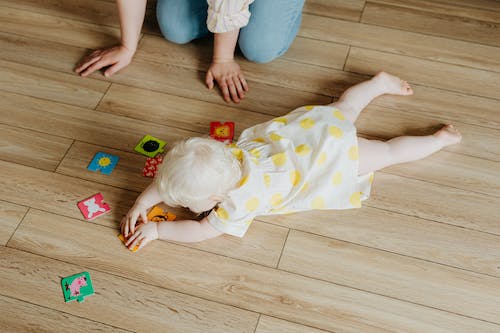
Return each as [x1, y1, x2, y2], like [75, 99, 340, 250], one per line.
[87, 152, 119, 175]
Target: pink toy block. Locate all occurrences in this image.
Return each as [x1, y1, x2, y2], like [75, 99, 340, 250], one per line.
[77, 193, 111, 220]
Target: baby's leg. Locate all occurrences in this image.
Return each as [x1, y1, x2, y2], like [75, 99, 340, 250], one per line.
[358, 125, 462, 175]
[330, 72, 413, 123]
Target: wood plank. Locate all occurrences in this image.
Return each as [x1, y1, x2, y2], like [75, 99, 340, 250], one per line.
[369, 0, 500, 22]
[56, 141, 289, 267]
[0, 246, 258, 333]
[8, 209, 500, 333]
[0, 60, 109, 109]
[256, 315, 329, 333]
[299, 13, 500, 73]
[0, 294, 131, 333]
[304, 0, 366, 21]
[368, 173, 500, 234]
[258, 206, 500, 277]
[345, 47, 500, 100]
[0, 6, 120, 50]
[279, 230, 500, 323]
[0, 201, 27, 245]
[283, 37, 349, 70]
[97, 84, 274, 136]
[0, 123, 73, 171]
[361, 1, 500, 47]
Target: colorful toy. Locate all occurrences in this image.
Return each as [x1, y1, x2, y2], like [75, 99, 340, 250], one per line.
[61, 271, 94, 302]
[134, 135, 166, 158]
[87, 152, 119, 175]
[210, 122, 234, 143]
[77, 193, 111, 221]
[143, 155, 163, 178]
[118, 233, 140, 252]
[147, 206, 176, 222]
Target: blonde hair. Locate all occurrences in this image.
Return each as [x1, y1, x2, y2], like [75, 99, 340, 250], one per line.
[155, 137, 241, 209]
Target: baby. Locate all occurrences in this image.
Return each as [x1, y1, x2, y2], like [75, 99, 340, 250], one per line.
[121, 72, 461, 251]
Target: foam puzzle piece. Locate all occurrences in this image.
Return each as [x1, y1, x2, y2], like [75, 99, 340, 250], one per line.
[61, 271, 94, 303]
[147, 206, 176, 222]
[87, 152, 119, 175]
[134, 135, 166, 158]
[143, 155, 163, 178]
[118, 234, 139, 252]
[77, 193, 111, 221]
[210, 122, 234, 143]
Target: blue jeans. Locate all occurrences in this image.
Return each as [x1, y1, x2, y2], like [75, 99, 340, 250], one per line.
[156, 0, 305, 63]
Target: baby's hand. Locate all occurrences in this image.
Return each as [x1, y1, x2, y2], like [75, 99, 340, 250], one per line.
[120, 202, 149, 237]
[125, 222, 159, 252]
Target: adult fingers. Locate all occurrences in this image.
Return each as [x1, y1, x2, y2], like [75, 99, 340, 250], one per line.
[226, 77, 240, 103]
[233, 76, 245, 100]
[136, 237, 148, 251]
[205, 71, 214, 89]
[104, 60, 127, 77]
[238, 73, 249, 92]
[128, 234, 143, 250]
[80, 57, 113, 77]
[125, 231, 141, 247]
[75, 55, 102, 74]
[217, 78, 231, 102]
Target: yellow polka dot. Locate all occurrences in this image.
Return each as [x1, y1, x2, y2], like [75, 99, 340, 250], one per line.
[231, 148, 243, 161]
[304, 105, 314, 111]
[290, 169, 301, 186]
[332, 172, 342, 186]
[250, 157, 260, 165]
[269, 132, 283, 141]
[348, 146, 358, 160]
[333, 110, 345, 120]
[239, 175, 249, 187]
[295, 144, 311, 156]
[311, 196, 325, 209]
[328, 125, 343, 138]
[252, 137, 266, 143]
[246, 197, 260, 212]
[369, 173, 375, 184]
[317, 152, 327, 165]
[227, 143, 237, 148]
[216, 207, 229, 220]
[273, 117, 288, 125]
[300, 182, 310, 193]
[300, 118, 315, 129]
[271, 153, 287, 167]
[250, 148, 261, 158]
[263, 174, 271, 187]
[270, 193, 283, 207]
[350, 192, 361, 207]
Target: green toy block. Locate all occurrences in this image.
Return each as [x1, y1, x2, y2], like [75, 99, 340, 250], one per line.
[134, 135, 166, 158]
[61, 271, 94, 303]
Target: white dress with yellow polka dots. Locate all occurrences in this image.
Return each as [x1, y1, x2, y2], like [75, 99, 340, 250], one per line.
[207, 105, 374, 237]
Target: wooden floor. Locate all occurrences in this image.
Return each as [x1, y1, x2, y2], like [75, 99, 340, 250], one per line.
[1, 0, 500, 332]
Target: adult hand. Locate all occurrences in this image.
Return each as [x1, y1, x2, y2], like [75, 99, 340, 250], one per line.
[120, 201, 149, 237]
[74, 44, 135, 78]
[206, 60, 249, 103]
[125, 222, 159, 252]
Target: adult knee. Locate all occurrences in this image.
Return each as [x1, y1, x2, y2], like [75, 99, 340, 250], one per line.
[239, 38, 282, 64]
[157, 0, 196, 44]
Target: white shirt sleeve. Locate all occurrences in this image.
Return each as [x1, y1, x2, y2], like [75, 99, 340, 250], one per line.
[206, 0, 254, 33]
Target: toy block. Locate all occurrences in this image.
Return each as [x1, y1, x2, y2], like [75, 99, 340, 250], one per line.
[134, 135, 166, 157]
[118, 234, 139, 252]
[147, 206, 176, 222]
[77, 193, 110, 221]
[61, 271, 94, 303]
[143, 155, 163, 178]
[87, 152, 119, 175]
[210, 122, 234, 143]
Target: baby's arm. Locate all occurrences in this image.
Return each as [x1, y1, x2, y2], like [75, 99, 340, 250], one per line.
[125, 217, 223, 251]
[121, 182, 162, 236]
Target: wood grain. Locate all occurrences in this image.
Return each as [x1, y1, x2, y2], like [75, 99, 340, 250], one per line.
[0, 201, 27, 245]
[8, 209, 500, 333]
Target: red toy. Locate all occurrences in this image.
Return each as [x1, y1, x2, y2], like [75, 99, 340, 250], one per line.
[210, 122, 234, 143]
[143, 155, 163, 178]
[77, 193, 111, 220]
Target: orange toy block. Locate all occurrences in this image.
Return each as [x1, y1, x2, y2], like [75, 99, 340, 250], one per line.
[147, 206, 176, 222]
[210, 122, 234, 143]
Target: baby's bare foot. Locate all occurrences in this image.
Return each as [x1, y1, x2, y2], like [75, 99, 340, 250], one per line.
[372, 71, 413, 95]
[434, 124, 462, 146]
